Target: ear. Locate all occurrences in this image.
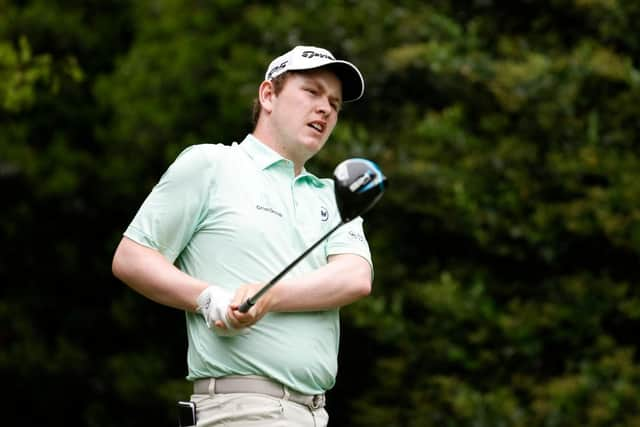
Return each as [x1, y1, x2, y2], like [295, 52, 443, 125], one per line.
[258, 80, 275, 114]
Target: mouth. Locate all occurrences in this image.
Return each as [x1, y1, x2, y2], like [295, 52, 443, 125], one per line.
[308, 121, 326, 134]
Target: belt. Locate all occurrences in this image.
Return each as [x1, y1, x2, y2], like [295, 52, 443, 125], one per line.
[193, 376, 326, 409]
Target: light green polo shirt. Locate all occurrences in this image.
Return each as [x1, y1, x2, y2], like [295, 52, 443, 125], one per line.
[124, 134, 373, 394]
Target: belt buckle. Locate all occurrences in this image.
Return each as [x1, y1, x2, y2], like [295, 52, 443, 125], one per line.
[310, 394, 324, 409]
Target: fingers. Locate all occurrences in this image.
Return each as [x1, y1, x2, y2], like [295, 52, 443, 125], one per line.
[226, 305, 257, 329]
[214, 320, 226, 329]
[209, 283, 269, 331]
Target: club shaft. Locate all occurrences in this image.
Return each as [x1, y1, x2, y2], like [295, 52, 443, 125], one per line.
[238, 221, 345, 313]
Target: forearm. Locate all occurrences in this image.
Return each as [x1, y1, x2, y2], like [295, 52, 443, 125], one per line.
[111, 237, 208, 312]
[267, 254, 372, 312]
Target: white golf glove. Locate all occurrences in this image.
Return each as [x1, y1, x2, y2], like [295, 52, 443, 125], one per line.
[196, 286, 248, 337]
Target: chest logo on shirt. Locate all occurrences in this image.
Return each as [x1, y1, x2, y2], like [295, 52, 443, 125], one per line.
[256, 204, 283, 218]
[320, 206, 329, 222]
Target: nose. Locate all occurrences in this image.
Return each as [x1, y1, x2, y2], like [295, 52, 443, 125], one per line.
[316, 97, 331, 116]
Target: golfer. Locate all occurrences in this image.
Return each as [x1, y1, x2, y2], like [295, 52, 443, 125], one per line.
[112, 45, 373, 426]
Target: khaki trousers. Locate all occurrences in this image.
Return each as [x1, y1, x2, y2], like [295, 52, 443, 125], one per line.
[190, 391, 329, 426]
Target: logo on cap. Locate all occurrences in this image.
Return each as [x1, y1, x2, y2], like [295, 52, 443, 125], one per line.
[267, 60, 288, 80]
[301, 50, 335, 61]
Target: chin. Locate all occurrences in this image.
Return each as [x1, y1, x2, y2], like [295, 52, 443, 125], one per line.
[302, 142, 325, 159]
[303, 134, 327, 149]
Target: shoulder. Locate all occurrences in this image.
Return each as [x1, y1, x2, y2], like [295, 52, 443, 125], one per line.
[175, 142, 239, 162]
[318, 177, 335, 190]
[160, 142, 242, 187]
[308, 177, 339, 212]
[170, 142, 244, 172]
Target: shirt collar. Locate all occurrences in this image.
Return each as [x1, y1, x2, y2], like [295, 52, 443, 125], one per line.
[239, 134, 326, 188]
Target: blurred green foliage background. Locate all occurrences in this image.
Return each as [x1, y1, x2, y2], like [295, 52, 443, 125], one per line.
[2, 0, 640, 425]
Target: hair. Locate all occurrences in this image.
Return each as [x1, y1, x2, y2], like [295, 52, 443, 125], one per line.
[251, 72, 290, 128]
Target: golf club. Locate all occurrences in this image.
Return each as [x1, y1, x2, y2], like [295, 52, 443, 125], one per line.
[238, 158, 387, 313]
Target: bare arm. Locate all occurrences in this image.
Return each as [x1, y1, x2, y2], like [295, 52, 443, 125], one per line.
[226, 253, 372, 327]
[111, 236, 208, 312]
[113, 236, 372, 330]
[269, 253, 372, 311]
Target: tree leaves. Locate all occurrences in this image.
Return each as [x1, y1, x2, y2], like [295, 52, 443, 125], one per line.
[3, 0, 640, 425]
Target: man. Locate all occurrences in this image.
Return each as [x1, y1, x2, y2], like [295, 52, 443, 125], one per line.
[112, 45, 373, 426]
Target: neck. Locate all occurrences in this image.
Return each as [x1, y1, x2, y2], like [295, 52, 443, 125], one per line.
[252, 126, 306, 176]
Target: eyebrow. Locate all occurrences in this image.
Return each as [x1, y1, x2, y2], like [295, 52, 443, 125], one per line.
[301, 75, 343, 106]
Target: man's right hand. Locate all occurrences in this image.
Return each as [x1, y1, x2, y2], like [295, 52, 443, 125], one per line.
[226, 283, 275, 330]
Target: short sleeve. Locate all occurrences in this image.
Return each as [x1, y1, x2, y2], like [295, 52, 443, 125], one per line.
[325, 216, 373, 268]
[123, 144, 218, 262]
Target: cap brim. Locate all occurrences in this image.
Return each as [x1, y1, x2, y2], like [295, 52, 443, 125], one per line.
[325, 61, 365, 102]
[287, 60, 365, 103]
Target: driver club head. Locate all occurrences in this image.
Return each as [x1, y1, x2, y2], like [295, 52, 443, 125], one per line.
[333, 158, 388, 222]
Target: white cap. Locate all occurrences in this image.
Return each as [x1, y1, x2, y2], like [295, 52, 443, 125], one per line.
[265, 46, 365, 102]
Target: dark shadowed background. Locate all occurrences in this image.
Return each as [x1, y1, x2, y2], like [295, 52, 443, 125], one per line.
[3, 1, 640, 425]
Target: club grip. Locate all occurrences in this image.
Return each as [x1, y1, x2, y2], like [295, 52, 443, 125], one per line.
[238, 299, 253, 313]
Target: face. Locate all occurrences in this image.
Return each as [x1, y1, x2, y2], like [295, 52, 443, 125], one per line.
[265, 69, 342, 165]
